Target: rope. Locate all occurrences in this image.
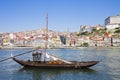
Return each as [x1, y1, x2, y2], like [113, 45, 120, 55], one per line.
[0, 49, 35, 62]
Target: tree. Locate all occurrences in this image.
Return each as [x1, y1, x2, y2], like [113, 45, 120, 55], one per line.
[77, 32, 81, 36]
[114, 27, 120, 37]
[91, 28, 107, 36]
[98, 29, 107, 36]
[83, 42, 89, 47]
[114, 27, 120, 33]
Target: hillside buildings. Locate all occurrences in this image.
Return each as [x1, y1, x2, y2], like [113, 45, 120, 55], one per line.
[0, 14, 120, 48]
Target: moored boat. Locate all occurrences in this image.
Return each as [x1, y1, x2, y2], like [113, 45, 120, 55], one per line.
[12, 57, 99, 69]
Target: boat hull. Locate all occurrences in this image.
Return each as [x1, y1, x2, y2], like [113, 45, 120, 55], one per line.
[13, 58, 99, 69]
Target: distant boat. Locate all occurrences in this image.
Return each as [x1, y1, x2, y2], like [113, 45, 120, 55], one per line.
[12, 14, 100, 69]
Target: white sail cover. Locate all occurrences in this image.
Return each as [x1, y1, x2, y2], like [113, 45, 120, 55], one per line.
[46, 53, 72, 64]
[46, 53, 50, 58]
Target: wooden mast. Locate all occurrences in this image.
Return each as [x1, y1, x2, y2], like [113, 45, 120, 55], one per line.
[44, 13, 48, 62]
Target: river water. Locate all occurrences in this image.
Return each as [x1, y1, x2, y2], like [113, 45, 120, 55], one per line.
[0, 48, 120, 80]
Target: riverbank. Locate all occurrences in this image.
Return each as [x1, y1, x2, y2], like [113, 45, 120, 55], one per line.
[1, 46, 120, 50]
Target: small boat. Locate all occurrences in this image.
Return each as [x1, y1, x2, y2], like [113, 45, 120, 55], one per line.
[13, 58, 99, 69]
[12, 50, 99, 69]
[12, 57, 99, 69]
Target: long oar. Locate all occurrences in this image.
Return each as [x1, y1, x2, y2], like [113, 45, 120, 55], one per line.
[0, 49, 35, 62]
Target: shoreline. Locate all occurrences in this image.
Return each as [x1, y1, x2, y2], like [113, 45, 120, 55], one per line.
[1, 46, 120, 50]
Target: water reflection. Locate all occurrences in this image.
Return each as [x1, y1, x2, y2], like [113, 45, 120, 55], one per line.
[17, 67, 97, 80]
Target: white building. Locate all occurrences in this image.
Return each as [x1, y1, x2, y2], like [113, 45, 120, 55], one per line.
[105, 15, 120, 30]
[105, 15, 120, 25]
[106, 24, 120, 30]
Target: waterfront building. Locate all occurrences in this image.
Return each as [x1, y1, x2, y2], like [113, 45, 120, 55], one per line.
[105, 15, 120, 30]
[105, 15, 120, 25]
[106, 24, 120, 30]
[66, 36, 70, 46]
[92, 24, 103, 30]
[80, 25, 91, 33]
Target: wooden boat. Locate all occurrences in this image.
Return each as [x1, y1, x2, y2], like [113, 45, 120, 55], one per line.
[12, 57, 99, 69]
[12, 14, 99, 69]
[12, 49, 99, 69]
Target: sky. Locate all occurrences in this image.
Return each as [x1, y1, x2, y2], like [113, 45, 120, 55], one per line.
[0, 0, 120, 32]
